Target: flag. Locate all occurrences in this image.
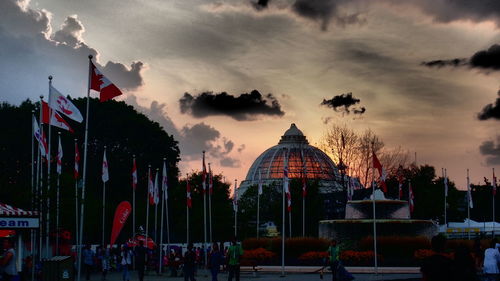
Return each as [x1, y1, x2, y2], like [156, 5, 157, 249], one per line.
[148, 171, 154, 205]
[372, 152, 388, 193]
[186, 178, 192, 208]
[74, 141, 80, 179]
[408, 181, 414, 213]
[493, 169, 497, 197]
[233, 184, 238, 212]
[467, 173, 473, 209]
[48, 85, 83, 122]
[258, 169, 263, 196]
[208, 165, 213, 195]
[301, 150, 307, 197]
[202, 152, 207, 193]
[162, 161, 168, 200]
[42, 101, 73, 133]
[102, 148, 109, 183]
[397, 166, 404, 200]
[284, 162, 291, 212]
[33, 116, 48, 157]
[56, 135, 63, 175]
[90, 62, 123, 102]
[153, 172, 159, 205]
[132, 158, 137, 190]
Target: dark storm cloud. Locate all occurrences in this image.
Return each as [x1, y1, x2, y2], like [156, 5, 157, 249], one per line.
[252, 0, 270, 10]
[478, 90, 500, 121]
[292, 0, 363, 30]
[125, 96, 242, 164]
[0, 0, 145, 103]
[320, 93, 365, 114]
[422, 45, 500, 71]
[179, 90, 285, 121]
[479, 137, 500, 165]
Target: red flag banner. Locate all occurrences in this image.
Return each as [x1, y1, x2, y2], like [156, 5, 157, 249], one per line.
[110, 201, 131, 246]
[90, 62, 123, 102]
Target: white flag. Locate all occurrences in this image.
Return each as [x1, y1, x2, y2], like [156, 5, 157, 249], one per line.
[48, 85, 83, 123]
[258, 169, 263, 196]
[56, 135, 63, 175]
[33, 116, 48, 157]
[467, 174, 473, 209]
[162, 161, 168, 200]
[233, 183, 238, 212]
[102, 148, 109, 183]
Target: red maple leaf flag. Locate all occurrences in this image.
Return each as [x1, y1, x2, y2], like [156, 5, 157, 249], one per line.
[372, 152, 388, 193]
[90, 62, 123, 102]
[42, 101, 74, 133]
[202, 152, 207, 193]
[48, 85, 83, 123]
[148, 171, 155, 205]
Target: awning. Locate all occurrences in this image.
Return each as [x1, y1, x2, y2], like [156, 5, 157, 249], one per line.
[0, 203, 38, 216]
[0, 203, 39, 229]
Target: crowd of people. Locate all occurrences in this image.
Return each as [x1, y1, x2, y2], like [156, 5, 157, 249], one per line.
[76, 238, 243, 281]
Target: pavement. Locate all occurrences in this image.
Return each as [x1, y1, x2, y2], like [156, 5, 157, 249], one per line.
[82, 269, 422, 281]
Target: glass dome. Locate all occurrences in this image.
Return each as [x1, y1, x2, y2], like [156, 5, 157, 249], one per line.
[243, 124, 340, 183]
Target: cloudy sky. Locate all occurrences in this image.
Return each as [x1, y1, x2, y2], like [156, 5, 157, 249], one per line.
[1, 0, 500, 189]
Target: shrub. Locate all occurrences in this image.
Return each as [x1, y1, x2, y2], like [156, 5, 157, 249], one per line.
[242, 237, 329, 258]
[414, 249, 453, 260]
[340, 250, 383, 266]
[241, 248, 276, 266]
[298, 251, 328, 265]
[359, 236, 431, 259]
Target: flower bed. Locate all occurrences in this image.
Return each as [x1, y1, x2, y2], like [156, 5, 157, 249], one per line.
[298, 251, 328, 265]
[340, 250, 383, 266]
[240, 248, 276, 266]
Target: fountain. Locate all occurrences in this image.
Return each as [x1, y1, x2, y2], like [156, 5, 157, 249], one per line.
[319, 190, 438, 241]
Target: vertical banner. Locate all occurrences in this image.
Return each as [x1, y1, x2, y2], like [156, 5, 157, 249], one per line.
[110, 201, 132, 246]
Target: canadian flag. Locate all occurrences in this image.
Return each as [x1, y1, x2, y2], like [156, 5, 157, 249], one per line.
[74, 141, 80, 179]
[397, 167, 404, 200]
[56, 135, 63, 175]
[372, 152, 388, 193]
[102, 148, 109, 183]
[186, 178, 192, 208]
[48, 85, 83, 123]
[408, 181, 415, 213]
[132, 158, 137, 190]
[42, 101, 73, 133]
[90, 62, 123, 102]
[202, 152, 207, 193]
[33, 116, 48, 157]
[284, 164, 291, 212]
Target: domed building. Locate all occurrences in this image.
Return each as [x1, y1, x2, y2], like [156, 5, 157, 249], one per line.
[240, 124, 354, 218]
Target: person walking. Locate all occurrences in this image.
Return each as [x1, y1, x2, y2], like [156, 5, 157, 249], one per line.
[183, 243, 196, 281]
[0, 239, 17, 281]
[227, 237, 243, 281]
[135, 241, 147, 281]
[327, 239, 340, 281]
[100, 245, 110, 280]
[483, 239, 500, 281]
[208, 243, 223, 281]
[121, 245, 132, 281]
[82, 244, 95, 281]
[452, 244, 479, 281]
[421, 235, 453, 281]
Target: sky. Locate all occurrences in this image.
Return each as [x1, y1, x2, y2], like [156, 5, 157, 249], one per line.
[1, 0, 500, 190]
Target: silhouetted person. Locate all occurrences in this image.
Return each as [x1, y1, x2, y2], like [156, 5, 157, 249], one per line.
[227, 237, 243, 281]
[209, 243, 224, 281]
[0, 239, 17, 281]
[183, 243, 196, 281]
[452, 244, 478, 281]
[135, 241, 147, 281]
[82, 244, 95, 281]
[420, 235, 452, 281]
[483, 239, 500, 281]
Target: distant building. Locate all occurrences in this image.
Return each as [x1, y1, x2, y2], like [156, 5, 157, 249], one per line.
[239, 123, 360, 219]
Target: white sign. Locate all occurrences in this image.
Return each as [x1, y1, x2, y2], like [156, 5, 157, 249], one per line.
[0, 217, 39, 228]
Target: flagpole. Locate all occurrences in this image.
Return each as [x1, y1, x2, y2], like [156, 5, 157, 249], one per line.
[186, 174, 189, 245]
[234, 179, 238, 237]
[46, 75, 53, 258]
[74, 138, 79, 254]
[155, 168, 159, 246]
[203, 151, 208, 268]
[257, 169, 260, 239]
[467, 168, 471, 240]
[493, 168, 496, 237]
[37, 95, 43, 261]
[371, 145, 378, 274]
[159, 159, 166, 274]
[31, 110, 36, 281]
[442, 168, 447, 228]
[132, 155, 136, 252]
[281, 148, 287, 277]
[77, 55, 93, 281]
[208, 163, 213, 244]
[56, 132, 61, 255]
[146, 165, 151, 251]
[102, 146, 107, 247]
